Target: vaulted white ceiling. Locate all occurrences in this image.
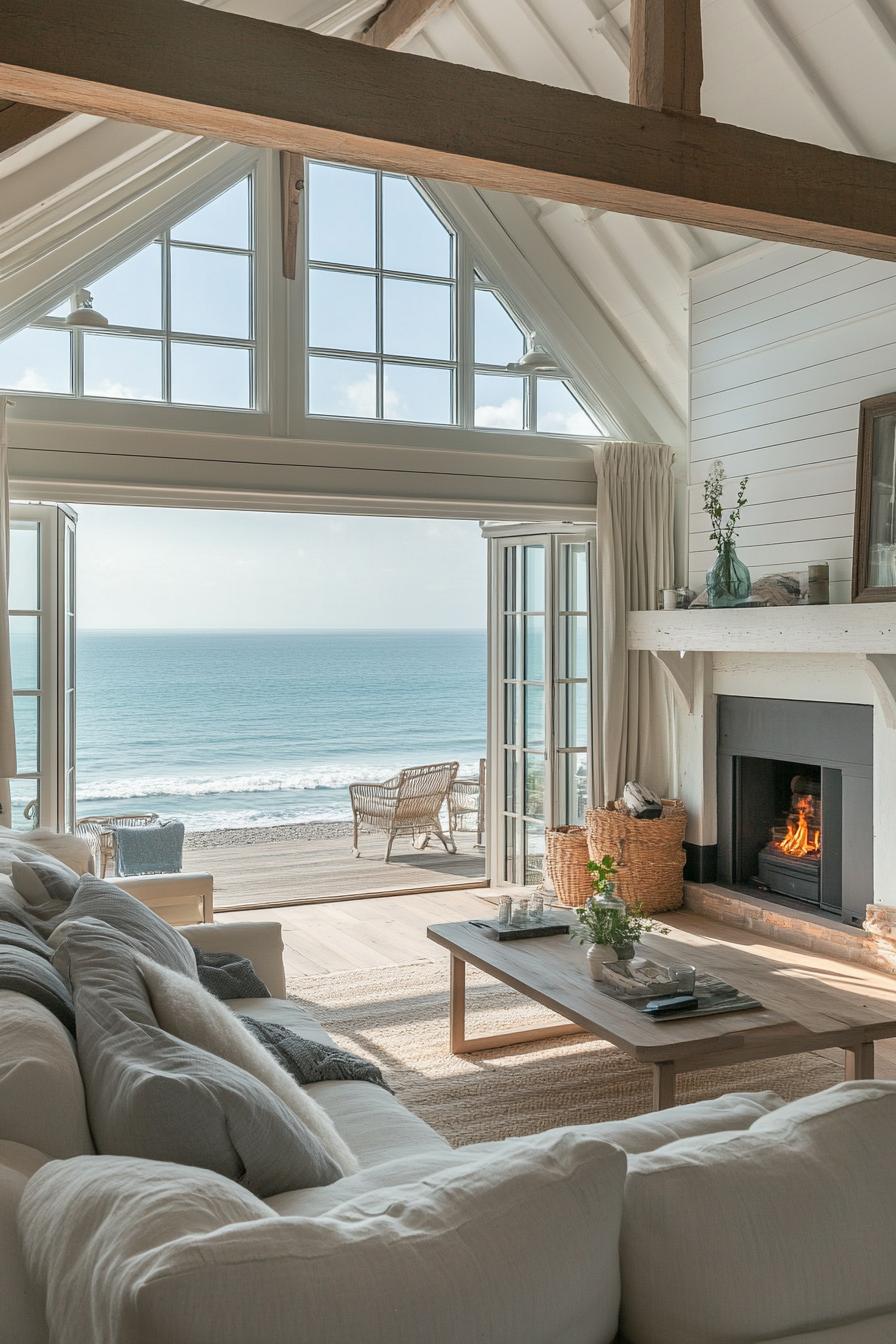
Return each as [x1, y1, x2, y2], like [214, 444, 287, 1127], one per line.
[3, 0, 896, 438]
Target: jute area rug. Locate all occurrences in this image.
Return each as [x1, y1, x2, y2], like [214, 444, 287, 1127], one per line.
[288, 960, 842, 1146]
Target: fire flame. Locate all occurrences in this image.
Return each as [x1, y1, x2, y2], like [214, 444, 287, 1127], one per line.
[774, 794, 820, 860]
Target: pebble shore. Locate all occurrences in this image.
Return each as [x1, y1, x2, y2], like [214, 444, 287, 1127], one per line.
[184, 820, 353, 850]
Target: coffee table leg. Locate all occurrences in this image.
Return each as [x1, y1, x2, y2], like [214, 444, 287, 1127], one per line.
[652, 1061, 676, 1110]
[449, 955, 466, 1053]
[844, 1040, 875, 1081]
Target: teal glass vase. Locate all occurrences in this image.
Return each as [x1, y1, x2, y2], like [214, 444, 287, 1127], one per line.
[706, 541, 751, 607]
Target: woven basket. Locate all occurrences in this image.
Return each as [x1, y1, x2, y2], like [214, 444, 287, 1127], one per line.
[545, 825, 592, 908]
[585, 800, 687, 914]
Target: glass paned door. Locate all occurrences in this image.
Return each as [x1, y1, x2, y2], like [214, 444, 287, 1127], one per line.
[7, 504, 76, 831]
[490, 529, 595, 887]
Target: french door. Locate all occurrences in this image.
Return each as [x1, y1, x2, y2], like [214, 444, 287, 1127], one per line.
[487, 526, 596, 887]
[7, 503, 77, 831]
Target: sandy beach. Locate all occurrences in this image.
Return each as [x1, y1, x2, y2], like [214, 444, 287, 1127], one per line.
[183, 819, 354, 850]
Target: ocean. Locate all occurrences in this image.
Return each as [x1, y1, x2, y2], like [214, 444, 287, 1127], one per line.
[76, 629, 487, 832]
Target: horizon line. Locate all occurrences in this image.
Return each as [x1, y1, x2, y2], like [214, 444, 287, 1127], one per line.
[77, 625, 488, 634]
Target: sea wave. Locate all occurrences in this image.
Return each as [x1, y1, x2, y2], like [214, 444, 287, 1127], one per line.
[77, 759, 482, 803]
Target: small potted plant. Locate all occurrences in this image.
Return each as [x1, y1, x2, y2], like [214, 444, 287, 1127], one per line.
[570, 855, 664, 979]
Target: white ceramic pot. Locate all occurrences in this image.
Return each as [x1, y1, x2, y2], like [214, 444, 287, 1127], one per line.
[586, 943, 617, 979]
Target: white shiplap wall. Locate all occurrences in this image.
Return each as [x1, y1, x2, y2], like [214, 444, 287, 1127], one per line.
[688, 243, 896, 603]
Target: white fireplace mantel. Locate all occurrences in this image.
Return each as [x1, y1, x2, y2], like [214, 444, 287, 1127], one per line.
[627, 607, 896, 725]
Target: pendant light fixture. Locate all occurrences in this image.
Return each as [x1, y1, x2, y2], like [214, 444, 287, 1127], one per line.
[64, 288, 109, 328]
[505, 331, 561, 374]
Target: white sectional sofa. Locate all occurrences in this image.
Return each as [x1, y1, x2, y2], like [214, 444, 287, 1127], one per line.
[3, 829, 896, 1344]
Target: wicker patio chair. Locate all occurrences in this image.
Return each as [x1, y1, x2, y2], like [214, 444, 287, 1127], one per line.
[350, 761, 459, 862]
[76, 812, 160, 877]
[448, 757, 486, 848]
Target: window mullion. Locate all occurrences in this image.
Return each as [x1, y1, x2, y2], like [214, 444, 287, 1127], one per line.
[162, 230, 172, 403]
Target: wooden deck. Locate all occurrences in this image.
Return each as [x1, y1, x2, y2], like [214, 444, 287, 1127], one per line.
[186, 830, 486, 910]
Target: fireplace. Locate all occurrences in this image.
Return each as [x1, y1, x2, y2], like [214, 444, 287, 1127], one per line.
[717, 697, 873, 926]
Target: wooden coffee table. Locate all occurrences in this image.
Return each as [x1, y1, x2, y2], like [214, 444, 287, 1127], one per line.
[427, 912, 896, 1111]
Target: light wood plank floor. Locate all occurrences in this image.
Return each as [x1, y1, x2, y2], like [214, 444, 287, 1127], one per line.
[186, 831, 486, 910]
[217, 893, 896, 1080]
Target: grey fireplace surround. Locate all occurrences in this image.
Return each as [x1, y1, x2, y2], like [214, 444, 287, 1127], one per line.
[716, 696, 873, 927]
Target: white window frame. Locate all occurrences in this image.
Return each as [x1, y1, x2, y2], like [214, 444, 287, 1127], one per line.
[8, 502, 77, 833]
[302, 160, 606, 440]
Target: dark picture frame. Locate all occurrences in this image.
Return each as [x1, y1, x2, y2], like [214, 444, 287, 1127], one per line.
[852, 393, 896, 603]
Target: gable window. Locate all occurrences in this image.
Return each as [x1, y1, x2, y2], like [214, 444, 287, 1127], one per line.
[0, 176, 255, 410]
[306, 161, 456, 426]
[305, 160, 605, 437]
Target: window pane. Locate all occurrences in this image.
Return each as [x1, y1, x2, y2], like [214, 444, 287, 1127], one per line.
[536, 378, 600, 435]
[170, 177, 251, 250]
[524, 818, 545, 883]
[559, 752, 588, 826]
[308, 269, 376, 353]
[561, 615, 589, 679]
[504, 614, 519, 680]
[89, 243, 162, 329]
[9, 521, 39, 611]
[171, 343, 252, 408]
[0, 326, 71, 394]
[382, 176, 453, 278]
[524, 755, 545, 820]
[474, 373, 525, 430]
[524, 684, 544, 750]
[504, 749, 517, 813]
[383, 363, 452, 424]
[83, 333, 162, 401]
[562, 543, 588, 612]
[475, 290, 525, 366]
[560, 683, 589, 749]
[170, 248, 251, 339]
[524, 615, 544, 679]
[13, 695, 38, 774]
[307, 162, 376, 268]
[504, 682, 517, 746]
[383, 278, 452, 360]
[11, 616, 39, 690]
[10, 777, 39, 830]
[308, 356, 377, 418]
[523, 545, 544, 611]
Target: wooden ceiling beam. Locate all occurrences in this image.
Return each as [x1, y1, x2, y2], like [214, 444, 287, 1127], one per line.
[4, 0, 896, 259]
[629, 0, 703, 116]
[0, 100, 67, 158]
[359, 0, 455, 51]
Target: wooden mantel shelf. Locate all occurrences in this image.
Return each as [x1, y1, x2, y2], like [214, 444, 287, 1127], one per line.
[627, 606, 896, 723]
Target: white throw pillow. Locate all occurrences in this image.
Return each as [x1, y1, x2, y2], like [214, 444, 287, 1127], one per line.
[621, 1081, 896, 1344]
[0, 991, 94, 1158]
[136, 954, 359, 1175]
[22, 1128, 626, 1344]
[0, 1141, 50, 1344]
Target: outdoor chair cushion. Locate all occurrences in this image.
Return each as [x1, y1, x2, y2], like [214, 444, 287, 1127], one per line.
[620, 1081, 896, 1344]
[21, 1128, 626, 1344]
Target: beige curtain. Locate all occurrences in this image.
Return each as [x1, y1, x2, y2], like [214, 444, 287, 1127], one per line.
[594, 441, 674, 806]
[0, 398, 16, 825]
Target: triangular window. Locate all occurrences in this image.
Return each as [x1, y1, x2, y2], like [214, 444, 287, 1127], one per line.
[0, 175, 255, 409]
[305, 160, 605, 437]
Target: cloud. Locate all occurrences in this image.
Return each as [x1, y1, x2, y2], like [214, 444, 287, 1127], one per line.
[538, 408, 596, 435]
[475, 397, 524, 430]
[13, 368, 54, 392]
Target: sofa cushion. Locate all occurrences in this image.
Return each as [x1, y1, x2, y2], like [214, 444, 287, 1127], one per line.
[236, 996, 452, 1168]
[56, 919, 343, 1197]
[59, 876, 197, 978]
[620, 1081, 896, 1344]
[137, 954, 357, 1175]
[0, 991, 94, 1157]
[22, 1128, 626, 1344]
[0, 944, 75, 1032]
[0, 827, 92, 878]
[0, 1141, 50, 1344]
[11, 857, 80, 916]
[21, 1156, 273, 1344]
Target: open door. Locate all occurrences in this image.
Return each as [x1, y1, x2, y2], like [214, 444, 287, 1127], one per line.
[8, 503, 76, 831]
[485, 523, 596, 888]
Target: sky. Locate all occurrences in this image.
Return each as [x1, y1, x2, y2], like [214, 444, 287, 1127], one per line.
[75, 505, 487, 632]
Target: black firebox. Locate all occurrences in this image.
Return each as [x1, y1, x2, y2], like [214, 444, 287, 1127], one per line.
[717, 697, 873, 927]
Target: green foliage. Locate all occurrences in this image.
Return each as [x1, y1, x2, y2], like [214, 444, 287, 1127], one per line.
[569, 854, 666, 950]
[703, 459, 748, 556]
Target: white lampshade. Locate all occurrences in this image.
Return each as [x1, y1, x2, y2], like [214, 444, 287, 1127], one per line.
[64, 289, 109, 328]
